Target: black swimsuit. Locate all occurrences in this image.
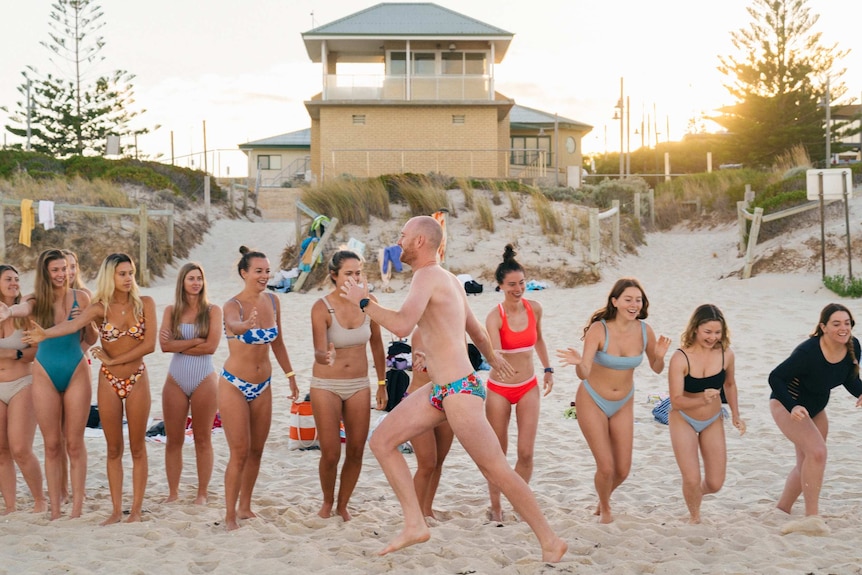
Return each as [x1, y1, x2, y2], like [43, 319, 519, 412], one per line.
[680, 348, 725, 393]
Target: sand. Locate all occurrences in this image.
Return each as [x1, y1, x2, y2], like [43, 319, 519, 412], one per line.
[3, 196, 862, 575]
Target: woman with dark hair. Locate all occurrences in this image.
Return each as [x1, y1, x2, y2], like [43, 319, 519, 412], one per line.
[0, 249, 96, 520]
[0, 264, 45, 514]
[668, 304, 745, 524]
[310, 250, 385, 521]
[160, 262, 221, 504]
[769, 303, 862, 533]
[557, 277, 670, 523]
[220, 246, 298, 530]
[24, 253, 156, 525]
[484, 244, 554, 522]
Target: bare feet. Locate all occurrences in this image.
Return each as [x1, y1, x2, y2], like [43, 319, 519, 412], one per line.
[49, 508, 62, 521]
[378, 525, 431, 556]
[164, 493, 179, 503]
[541, 537, 568, 563]
[33, 499, 47, 514]
[688, 515, 702, 525]
[194, 493, 208, 505]
[125, 510, 143, 523]
[317, 502, 333, 519]
[336, 506, 352, 522]
[237, 508, 257, 520]
[596, 502, 613, 524]
[488, 506, 504, 522]
[225, 518, 241, 531]
[780, 515, 830, 536]
[100, 512, 123, 526]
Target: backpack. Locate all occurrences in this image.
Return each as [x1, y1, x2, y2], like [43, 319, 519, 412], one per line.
[464, 280, 483, 294]
[385, 369, 410, 412]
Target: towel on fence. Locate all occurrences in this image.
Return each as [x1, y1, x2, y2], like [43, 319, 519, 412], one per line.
[432, 211, 447, 263]
[38, 200, 55, 230]
[382, 245, 403, 274]
[19, 199, 34, 247]
[346, 237, 365, 257]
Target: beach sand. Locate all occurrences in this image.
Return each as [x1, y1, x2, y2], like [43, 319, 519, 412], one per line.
[3, 199, 862, 575]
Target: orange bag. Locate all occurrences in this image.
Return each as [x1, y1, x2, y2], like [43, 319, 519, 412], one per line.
[289, 401, 319, 450]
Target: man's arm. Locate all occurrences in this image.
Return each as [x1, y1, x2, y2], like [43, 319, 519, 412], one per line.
[340, 269, 434, 338]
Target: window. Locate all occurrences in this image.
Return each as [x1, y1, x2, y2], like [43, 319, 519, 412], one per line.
[510, 136, 551, 166]
[389, 52, 406, 75]
[442, 52, 463, 75]
[464, 53, 486, 75]
[257, 155, 282, 170]
[412, 52, 435, 75]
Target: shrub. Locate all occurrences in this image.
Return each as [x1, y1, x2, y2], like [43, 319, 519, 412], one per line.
[474, 196, 494, 232]
[823, 275, 862, 298]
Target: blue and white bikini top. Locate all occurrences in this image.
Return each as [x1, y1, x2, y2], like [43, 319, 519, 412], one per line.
[225, 293, 278, 344]
[593, 319, 646, 370]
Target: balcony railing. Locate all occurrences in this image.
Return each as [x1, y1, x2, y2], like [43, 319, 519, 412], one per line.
[322, 74, 492, 101]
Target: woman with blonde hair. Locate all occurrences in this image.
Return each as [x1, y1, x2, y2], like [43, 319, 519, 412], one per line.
[0, 264, 45, 514]
[0, 249, 96, 519]
[667, 304, 744, 524]
[25, 253, 156, 525]
[220, 246, 298, 530]
[160, 263, 221, 504]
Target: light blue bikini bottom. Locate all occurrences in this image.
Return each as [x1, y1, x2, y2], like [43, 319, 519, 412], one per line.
[678, 409, 722, 433]
[582, 379, 634, 418]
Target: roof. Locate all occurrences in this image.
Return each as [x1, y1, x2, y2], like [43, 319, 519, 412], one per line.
[304, 3, 512, 36]
[509, 104, 592, 131]
[302, 3, 513, 62]
[238, 128, 311, 150]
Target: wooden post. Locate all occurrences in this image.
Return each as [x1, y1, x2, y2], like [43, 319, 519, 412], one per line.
[737, 201, 747, 254]
[166, 204, 174, 263]
[0, 197, 5, 263]
[242, 186, 248, 214]
[648, 188, 655, 228]
[633, 191, 641, 225]
[138, 204, 149, 286]
[664, 152, 671, 182]
[612, 200, 620, 254]
[588, 207, 600, 272]
[204, 176, 211, 221]
[742, 207, 763, 279]
[229, 183, 236, 217]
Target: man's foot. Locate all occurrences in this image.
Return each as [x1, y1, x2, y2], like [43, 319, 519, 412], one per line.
[378, 525, 431, 556]
[541, 537, 568, 563]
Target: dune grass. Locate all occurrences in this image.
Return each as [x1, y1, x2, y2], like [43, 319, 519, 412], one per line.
[475, 195, 495, 232]
[532, 190, 562, 235]
[300, 177, 390, 225]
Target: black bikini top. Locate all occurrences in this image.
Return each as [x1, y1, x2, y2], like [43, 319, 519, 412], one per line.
[680, 348, 726, 393]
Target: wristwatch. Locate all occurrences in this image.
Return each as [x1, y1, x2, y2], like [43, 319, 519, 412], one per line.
[543, 367, 554, 374]
[15, 349, 23, 360]
[359, 298, 370, 312]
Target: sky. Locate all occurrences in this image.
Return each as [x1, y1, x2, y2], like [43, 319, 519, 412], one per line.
[1, 0, 860, 177]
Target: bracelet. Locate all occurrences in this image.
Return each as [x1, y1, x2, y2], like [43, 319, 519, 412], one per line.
[377, 380, 386, 387]
[543, 367, 554, 374]
[285, 371, 295, 378]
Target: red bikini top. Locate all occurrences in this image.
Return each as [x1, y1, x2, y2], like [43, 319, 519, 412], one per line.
[498, 299, 537, 353]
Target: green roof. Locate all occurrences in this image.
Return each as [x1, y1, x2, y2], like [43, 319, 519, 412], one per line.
[509, 104, 592, 131]
[239, 128, 311, 150]
[303, 2, 512, 37]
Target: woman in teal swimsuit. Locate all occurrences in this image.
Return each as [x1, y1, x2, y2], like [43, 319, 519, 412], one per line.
[558, 277, 671, 523]
[220, 246, 298, 530]
[25, 253, 156, 525]
[1, 249, 96, 520]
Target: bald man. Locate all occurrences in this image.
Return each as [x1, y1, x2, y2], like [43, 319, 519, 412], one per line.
[341, 215, 566, 562]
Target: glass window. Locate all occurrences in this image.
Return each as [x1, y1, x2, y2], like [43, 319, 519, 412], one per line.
[258, 155, 281, 170]
[389, 52, 406, 75]
[442, 52, 463, 75]
[412, 52, 435, 75]
[465, 53, 486, 75]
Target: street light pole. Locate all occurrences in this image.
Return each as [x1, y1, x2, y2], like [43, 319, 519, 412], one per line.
[626, 95, 631, 177]
[615, 77, 624, 178]
[824, 76, 831, 166]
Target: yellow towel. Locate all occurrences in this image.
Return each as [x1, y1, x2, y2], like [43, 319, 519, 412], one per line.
[19, 199, 34, 247]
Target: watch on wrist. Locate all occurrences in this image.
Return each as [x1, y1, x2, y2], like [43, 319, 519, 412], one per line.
[15, 349, 23, 360]
[359, 298, 370, 312]
[543, 367, 554, 374]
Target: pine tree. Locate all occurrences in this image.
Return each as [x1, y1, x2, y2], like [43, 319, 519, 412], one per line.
[713, 0, 848, 167]
[2, 0, 152, 157]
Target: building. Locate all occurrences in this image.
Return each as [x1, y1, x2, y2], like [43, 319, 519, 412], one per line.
[299, 2, 591, 185]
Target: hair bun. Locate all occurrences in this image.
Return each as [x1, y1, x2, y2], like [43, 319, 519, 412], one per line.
[503, 244, 517, 261]
[239, 246, 250, 255]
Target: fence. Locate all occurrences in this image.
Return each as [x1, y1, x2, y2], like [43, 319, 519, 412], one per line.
[0, 198, 174, 286]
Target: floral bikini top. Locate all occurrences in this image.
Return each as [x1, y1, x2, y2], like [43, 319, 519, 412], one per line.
[100, 315, 146, 343]
[225, 293, 279, 345]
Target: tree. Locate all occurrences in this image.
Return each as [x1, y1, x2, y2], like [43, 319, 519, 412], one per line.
[713, 0, 848, 167]
[2, 0, 152, 157]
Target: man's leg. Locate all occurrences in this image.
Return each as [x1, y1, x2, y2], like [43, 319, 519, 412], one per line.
[369, 383, 446, 555]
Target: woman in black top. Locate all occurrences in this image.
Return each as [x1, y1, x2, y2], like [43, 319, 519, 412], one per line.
[769, 303, 862, 526]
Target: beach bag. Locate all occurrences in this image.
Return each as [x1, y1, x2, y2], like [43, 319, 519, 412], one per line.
[464, 280, 483, 295]
[385, 369, 410, 412]
[652, 397, 671, 425]
[289, 400, 319, 450]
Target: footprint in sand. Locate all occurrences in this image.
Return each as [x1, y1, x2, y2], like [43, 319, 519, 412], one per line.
[779, 515, 830, 536]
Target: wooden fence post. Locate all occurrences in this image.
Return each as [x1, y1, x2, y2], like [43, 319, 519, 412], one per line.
[648, 188, 655, 228]
[634, 192, 641, 225]
[204, 176, 211, 222]
[742, 207, 764, 279]
[737, 201, 747, 254]
[166, 204, 174, 263]
[229, 183, 236, 217]
[612, 199, 620, 254]
[138, 204, 149, 286]
[588, 207, 600, 272]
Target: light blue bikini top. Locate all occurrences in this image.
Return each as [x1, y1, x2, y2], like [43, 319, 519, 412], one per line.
[593, 319, 646, 370]
[226, 293, 278, 344]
